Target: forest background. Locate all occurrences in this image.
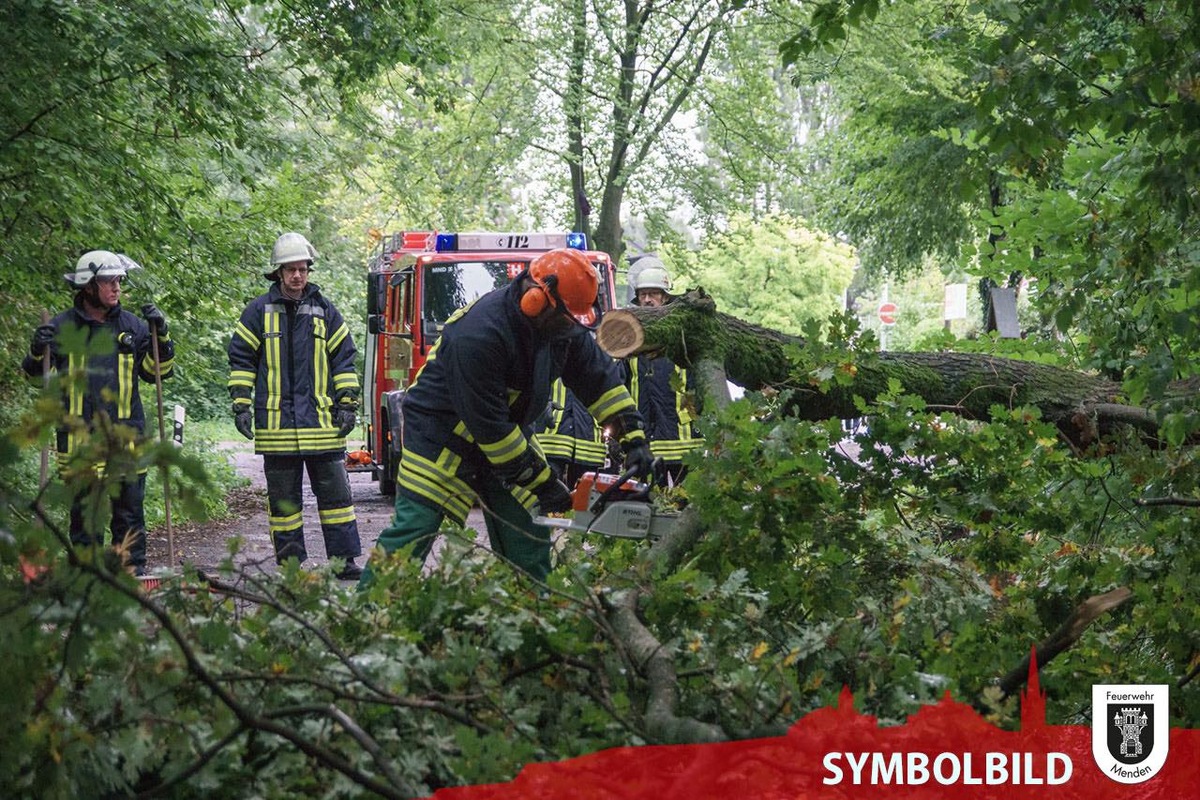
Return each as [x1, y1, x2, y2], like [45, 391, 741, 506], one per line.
[1, 1, 1197, 797]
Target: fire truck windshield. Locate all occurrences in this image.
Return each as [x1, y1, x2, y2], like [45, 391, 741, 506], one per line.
[423, 261, 514, 325]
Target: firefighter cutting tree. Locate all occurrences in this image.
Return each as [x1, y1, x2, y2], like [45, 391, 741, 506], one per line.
[357, 230, 620, 495]
[358, 248, 654, 586]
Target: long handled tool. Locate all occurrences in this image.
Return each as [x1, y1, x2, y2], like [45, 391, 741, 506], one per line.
[149, 324, 175, 565]
[38, 310, 51, 490]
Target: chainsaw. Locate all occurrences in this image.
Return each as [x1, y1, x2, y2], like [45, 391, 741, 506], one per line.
[533, 465, 680, 540]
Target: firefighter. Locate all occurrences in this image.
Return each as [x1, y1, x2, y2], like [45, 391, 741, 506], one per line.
[359, 248, 653, 586]
[534, 379, 609, 489]
[22, 250, 175, 575]
[227, 232, 364, 579]
[625, 256, 703, 485]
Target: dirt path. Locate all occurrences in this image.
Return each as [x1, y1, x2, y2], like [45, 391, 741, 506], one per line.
[144, 441, 486, 577]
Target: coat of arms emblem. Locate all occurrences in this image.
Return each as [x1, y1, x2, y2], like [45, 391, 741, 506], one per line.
[1092, 685, 1168, 783]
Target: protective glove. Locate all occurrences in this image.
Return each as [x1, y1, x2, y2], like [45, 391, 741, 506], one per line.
[533, 477, 574, 514]
[233, 408, 254, 440]
[30, 324, 56, 358]
[335, 407, 356, 437]
[621, 438, 654, 483]
[141, 303, 168, 335]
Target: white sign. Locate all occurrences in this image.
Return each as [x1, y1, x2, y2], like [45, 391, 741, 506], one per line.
[456, 232, 568, 251]
[944, 283, 969, 320]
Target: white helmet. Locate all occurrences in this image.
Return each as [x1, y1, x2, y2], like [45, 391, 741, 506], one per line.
[63, 250, 142, 288]
[634, 266, 671, 292]
[628, 254, 671, 292]
[267, 232, 317, 277]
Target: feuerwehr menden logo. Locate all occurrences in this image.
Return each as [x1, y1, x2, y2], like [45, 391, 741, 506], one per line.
[1091, 684, 1169, 783]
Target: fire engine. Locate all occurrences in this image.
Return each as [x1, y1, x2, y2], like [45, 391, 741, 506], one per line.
[355, 231, 619, 494]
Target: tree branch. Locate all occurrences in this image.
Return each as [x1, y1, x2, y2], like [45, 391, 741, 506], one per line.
[998, 586, 1133, 696]
[605, 589, 727, 744]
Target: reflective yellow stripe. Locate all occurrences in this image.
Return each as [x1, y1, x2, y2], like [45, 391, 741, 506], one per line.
[478, 426, 527, 464]
[327, 323, 349, 352]
[651, 440, 702, 460]
[333, 373, 359, 391]
[265, 309, 282, 428]
[228, 369, 256, 389]
[589, 385, 636, 423]
[537, 433, 606, 462]
[68, 352, 84, 416]
[313, 316, 332, 430]
[269, 512, 303, 534]
[318, 507, 356, 526]
[253, 427, 346, 454]
[118, 352, 134, 418]
[397, 450, 473, 522]
[235, 322, 261, 350]
[512, 484, 537, 511]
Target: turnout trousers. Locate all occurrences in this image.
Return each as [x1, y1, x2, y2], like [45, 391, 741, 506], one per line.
[359, 473, 552, 587]
[263, 454, 362, 564]
[69, 473, 148, 571]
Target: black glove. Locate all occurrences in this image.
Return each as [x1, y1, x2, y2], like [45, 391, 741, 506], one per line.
[533, 477, 574, 514]
[141, 303, 168, 335]
[336, 407, 356, 437]
[234, 408, 254, 440]
[30, 324, 56, 358]
[621, 438, 654, 482]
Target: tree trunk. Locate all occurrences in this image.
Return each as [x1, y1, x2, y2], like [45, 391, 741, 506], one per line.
[596, 290, 1167, 448]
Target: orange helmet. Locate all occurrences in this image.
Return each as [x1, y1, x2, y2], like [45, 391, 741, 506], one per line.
[521, 248, 601, 326]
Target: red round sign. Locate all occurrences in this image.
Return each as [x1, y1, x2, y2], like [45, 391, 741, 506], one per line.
[878, 301, 898, 326]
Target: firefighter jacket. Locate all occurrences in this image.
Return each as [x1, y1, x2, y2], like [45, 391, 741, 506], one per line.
[534, 379, 607, 469]
[227, 282, 359, 456]
[397, 280, 643, 523]
[21, 297, 175, 468]
[626, 354, 702, 465]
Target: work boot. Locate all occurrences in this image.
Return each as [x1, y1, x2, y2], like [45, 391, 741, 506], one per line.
[334, 559, 363, 581]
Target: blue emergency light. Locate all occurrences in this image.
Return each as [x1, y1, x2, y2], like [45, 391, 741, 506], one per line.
[434, 232, 589, 252]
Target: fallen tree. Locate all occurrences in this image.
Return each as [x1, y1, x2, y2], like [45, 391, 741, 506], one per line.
[597, 290, 1183, 449]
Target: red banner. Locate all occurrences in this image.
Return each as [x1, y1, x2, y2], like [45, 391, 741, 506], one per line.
[436, 661, 1197, 800]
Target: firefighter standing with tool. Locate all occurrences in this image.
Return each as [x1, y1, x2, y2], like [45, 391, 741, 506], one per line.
[227, 232, 364, 580]
[625, 256, 703, 485]
[22, 250, 175, 575]
[359, 248, 653, 586]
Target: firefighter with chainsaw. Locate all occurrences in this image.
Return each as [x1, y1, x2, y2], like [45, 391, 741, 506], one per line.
[22, 250, 175, 575]
[624, 255, 703, 485]
[227, 232, 364, 580]
[359, 248, 653, 586]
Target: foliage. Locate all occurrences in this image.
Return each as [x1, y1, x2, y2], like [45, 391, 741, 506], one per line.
[779, 0, 1200, 421]
[3, 317, 1196, 793]
[665, 212, 856, 335]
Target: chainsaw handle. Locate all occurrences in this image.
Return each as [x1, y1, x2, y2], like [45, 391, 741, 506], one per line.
[590, 459, 659, 513]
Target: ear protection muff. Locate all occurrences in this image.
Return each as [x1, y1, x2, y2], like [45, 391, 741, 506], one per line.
[520, 275, 558, 318]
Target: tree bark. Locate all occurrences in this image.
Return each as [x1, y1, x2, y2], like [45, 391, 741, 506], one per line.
[596, 290, 1171, 447]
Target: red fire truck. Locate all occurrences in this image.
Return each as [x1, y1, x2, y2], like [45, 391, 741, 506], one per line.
[356, 231, 618, 494]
